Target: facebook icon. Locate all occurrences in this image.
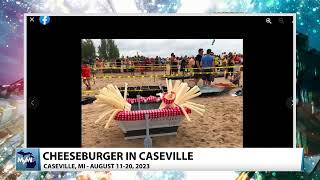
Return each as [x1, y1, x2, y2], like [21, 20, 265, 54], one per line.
[39, 16, 50, 25]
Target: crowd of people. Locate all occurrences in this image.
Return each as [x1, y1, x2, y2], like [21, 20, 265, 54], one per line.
[165, 49, 243, 86]
[188, 49, 243, 86]
[82, 50, 243, 89]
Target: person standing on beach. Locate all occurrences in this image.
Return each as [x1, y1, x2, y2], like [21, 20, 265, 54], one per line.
[128, 58, 135, 75]
[170, 53, 178, 75]
[201, 49, 214, 86]
[155, 56, 160, 64]
[115, 58, 121, 73]
[194, 48, 204, 86]
[180, 55, 187, 74]
[226, 52, 235, 80]
[81, 62, 91, 90]
[188, 56, 195, 69]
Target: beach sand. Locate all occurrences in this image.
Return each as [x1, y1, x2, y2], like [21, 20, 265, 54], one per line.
[82, 72, 243, 147]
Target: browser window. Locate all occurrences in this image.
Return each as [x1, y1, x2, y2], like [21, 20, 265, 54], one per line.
[25, 14, 295, 149]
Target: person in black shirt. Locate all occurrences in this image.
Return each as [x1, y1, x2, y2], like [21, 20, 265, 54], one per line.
[180, 55, 187, 74]
[193, 48, 204, 86]
[116, 58, 121, 67]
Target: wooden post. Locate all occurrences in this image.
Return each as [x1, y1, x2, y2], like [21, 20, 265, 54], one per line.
[166, 64, 171, 75]
[153, 64, 155, 82]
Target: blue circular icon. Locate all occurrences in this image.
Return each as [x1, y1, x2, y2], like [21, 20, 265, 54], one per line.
[39, 16, 50, 25]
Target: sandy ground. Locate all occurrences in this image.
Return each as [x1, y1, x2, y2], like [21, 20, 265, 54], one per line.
[82, 71, 243, 147]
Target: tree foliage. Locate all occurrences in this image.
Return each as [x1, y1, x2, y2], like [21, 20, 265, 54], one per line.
[81, 39, 96, 63]
[82, 39, 120, 62]
[98, 39, 108, 59]
[106, 39, 120, 60]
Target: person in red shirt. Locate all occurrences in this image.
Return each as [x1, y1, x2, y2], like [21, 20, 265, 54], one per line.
[82, 62, 91, 90]
[234, 54, 241, 64]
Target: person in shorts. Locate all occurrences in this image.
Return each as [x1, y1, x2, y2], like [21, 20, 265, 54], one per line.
[170, 53, 178, 75]
[193, 48, 204, 86]
[226, 52, 235, 80]
[81, 62, 91, 90]
[201, 49, 214, 86]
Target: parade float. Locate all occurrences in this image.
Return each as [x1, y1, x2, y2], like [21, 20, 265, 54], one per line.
[94, 79, 205, 139]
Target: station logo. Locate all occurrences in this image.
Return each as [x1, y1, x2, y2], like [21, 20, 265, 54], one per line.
[16, 148, 40, 171]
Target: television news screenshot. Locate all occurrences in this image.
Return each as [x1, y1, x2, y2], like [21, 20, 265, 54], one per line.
[2, 12, 319, 179]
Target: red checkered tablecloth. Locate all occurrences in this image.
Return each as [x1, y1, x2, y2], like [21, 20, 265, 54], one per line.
[115, 107, 191, 121]
[126, 96, 161, 104]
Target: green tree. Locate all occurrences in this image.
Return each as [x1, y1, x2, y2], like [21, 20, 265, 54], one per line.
[81, 39, 96, 63]
[106, 39, 120, 60]
[98, 39, 108, 60]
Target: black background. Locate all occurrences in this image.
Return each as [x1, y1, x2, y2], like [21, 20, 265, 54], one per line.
[26, 15, 294, 147]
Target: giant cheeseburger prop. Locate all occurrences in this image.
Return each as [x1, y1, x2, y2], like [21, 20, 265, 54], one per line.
[94, 79, 205, 139]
